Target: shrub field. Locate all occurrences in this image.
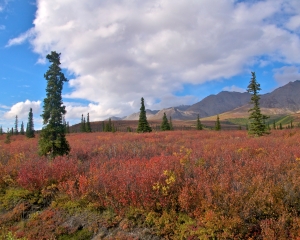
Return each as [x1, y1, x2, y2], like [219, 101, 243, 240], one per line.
[1, 130, 300, 239]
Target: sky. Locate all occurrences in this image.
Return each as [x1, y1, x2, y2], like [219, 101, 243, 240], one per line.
[1, 0, 300, 130]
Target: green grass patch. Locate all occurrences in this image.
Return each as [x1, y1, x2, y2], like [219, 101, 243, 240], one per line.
[226, 115, 295, 127]
[226, 118, 249, 126]
[0, 188, 32, 211]
[58, 228, 93, 240]
[271, 115, 294, 126]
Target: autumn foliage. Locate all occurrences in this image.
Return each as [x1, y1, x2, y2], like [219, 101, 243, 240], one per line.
[1, 129, 300, 239]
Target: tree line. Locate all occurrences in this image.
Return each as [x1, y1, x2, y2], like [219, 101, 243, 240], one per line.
[1, 51, 294, 158]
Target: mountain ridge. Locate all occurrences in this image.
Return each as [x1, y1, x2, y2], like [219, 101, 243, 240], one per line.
[124, 80, 300, 120]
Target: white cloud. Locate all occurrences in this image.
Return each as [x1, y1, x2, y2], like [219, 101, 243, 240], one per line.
[222, 85, 246, 93]
[286, 15, 300, 31]
[4, 100, 41, 119]
[0, 25, 5, 30]
[6, 28, 35, 47]
[0, 104, 10, 109]
[8, 0, 300, 118]
[273, 66, 300, 85]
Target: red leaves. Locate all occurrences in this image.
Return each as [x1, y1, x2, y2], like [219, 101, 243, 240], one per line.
[2, 130, 300, 238]
[17, 157, 79, 191]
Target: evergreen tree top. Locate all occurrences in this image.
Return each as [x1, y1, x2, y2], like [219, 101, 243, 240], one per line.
[247, 72, 261, 95]
[42, 51, 68, 125]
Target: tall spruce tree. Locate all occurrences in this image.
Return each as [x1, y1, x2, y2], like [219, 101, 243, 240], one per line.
[196, 114, 203, 130]
[38, 51, 70, 158]
[0, 126, 2, 135]
[26, 108, 35, 138]
[215, 115, 221, 131]
[86, 113, 92, 132]
[14, 115, 18, 135]
[247, 72, 269, 136]
[137, 97, 152, 133]
[161, 112, 171, 131]
[20, 121, 25, 135]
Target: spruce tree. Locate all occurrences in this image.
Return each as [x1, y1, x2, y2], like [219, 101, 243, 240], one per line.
[83, 117, 86, 131]
[14, 115, 18, 135]
[196, 114, 203, 130]
[273, 120, 276, 130]
[86, 113, 92, 132]
[247, 72, 269, 136]
[137, 97, 152, 133]
[279, 123, 283, 130]
[80, 114, 86, 132]
[38, 51, 70, 158]
[215, 115, 221, 131]
[26, 108, 35, 138]
[161, 112, 170, 131]
[20, 121, 25, 135]
[0, 126, 3, 135]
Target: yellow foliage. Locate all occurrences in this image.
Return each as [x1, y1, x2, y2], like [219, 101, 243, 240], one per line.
[152, 170, 176, 196]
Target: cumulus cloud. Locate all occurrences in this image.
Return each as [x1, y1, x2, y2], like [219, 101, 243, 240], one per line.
[273, 66, 300, 86]
[222, 85, 246, 93]
[7, 0, 300, 118]
[4, 100, 41, 119]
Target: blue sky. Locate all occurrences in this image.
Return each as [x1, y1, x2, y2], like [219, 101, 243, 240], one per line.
[1, 0, 300, 130]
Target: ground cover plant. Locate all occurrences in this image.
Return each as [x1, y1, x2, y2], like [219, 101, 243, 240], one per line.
[1, 129, 300, 239]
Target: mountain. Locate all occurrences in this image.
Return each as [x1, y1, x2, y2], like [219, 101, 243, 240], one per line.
[121, 80, 300, 121]
[104, 116, 124, 121]
[187, 91, 251, 117]
[148, 107, 197, 120]
[124, 109, 159, 120]
[260, 80, 300, 112]
[135, 92, 252, 120]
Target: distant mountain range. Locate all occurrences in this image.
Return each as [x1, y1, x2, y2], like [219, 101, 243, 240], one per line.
[121, 80, 300, 121]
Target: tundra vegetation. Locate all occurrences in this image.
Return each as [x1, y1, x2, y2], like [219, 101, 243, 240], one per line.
[1, 129, 300, 239]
